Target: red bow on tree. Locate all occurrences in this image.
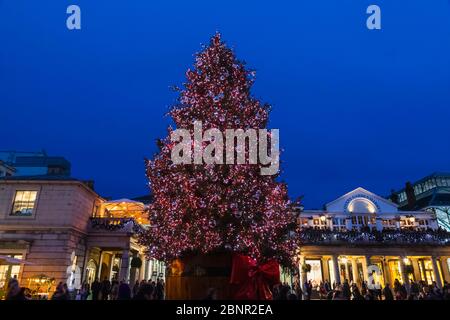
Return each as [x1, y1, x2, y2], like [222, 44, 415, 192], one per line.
[230, 253, 280, 300]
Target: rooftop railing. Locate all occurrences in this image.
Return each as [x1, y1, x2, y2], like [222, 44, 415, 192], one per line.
[89, 217, 145, 234]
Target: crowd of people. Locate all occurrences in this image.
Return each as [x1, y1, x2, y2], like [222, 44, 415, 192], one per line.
[3, 277, 29, 300]
[5, 274, 450, 301]
[272, 278, 450, 300]
[4, 277, 165, 301]
[81, 278, 165, 300]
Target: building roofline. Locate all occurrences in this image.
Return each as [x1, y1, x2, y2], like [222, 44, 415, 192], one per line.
[0, 175, 101, 199]
[325, 187, 399, 208]
[394, 172, 450, 194]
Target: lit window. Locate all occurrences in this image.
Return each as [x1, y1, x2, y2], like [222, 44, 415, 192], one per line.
[0, 254, 23, 290]
[11, 191, 38, 216]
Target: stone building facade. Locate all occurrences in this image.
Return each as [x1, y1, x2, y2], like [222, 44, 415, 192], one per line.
[297, 187, 450, 291]
[0, 176, 163, 299]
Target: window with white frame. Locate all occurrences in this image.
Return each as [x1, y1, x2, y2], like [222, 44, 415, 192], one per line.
[417, 219, 429, 229]
[10, 191, 38, 216]
[332, 217, 345, 231]
[0, 254, 23, 292]
[382, 219, 397, 229]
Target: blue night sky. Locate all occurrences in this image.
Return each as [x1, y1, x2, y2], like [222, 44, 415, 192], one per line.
[1, 1, 450, 208]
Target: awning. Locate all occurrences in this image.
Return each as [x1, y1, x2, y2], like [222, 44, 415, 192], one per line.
[103, 199, 145, 211]
[0, 255, 34, 265]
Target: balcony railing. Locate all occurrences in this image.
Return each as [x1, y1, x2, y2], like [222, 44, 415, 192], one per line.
[89, 217, 145, 234]
[299, 227, 450, 245]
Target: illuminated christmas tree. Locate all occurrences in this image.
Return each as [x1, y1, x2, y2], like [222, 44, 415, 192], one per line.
[139, 33, 299, 269]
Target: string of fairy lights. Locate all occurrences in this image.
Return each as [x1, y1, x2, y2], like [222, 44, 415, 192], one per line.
[138, 33, 300, 267]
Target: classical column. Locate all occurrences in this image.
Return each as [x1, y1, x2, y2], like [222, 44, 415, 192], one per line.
[139, 254, 146, 281]
[431, 256, 443, 288]
[439, 256, 450, 284]
[129, 253, 138, 284]
[97, 251, 104, 281]
[119, 250, 130, 282]
[81, 247, 91, 283]
[108, 253, 116, 281]
[362, 256, 370, 284]
[332, 255, 341, 285]
[148, 259, 154, 281]
[351, 258, 359, 284]
[382, 257, 390, 285]
[298, 255, 306, 285]
[344, 260, 350, 281]
[411, 258, 422, 282]
[321, 257, 330, 282]
[144, 259, 150, 280]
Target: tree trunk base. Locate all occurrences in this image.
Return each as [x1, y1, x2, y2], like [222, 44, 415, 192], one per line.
[166, 252, 236, 300]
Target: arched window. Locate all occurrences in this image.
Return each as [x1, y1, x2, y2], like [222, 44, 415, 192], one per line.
[347, 198, 377, 214]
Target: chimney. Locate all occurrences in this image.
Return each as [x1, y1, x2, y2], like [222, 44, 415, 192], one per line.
[405, 182, 416, 210]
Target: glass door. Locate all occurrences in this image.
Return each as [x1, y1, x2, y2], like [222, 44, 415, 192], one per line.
[305, 259, 323, 288]
[418, 259, 435, 284]
[388, 260, 403, 284]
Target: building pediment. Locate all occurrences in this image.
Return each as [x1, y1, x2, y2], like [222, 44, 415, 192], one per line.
[326, 187, 398, 214]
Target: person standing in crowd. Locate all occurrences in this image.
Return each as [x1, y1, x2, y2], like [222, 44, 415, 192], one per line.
[5, 279, 27, 301]
[442, 281, 450, 300]
[271, 284, 280, 300]
[430, 281, 442, 298]
[132, 280, 140, 298]
[409, 281, 420, 300]
[351, 283, 364, 300]
[342, 279, 351, 300]
[117, 280, 131, 300]
[276, 283, 290, 300]
[91, 278, 101, 300]
[318, 282, 327, 300]
[307, 280, 313, 300]
[301, 280, 309, 300]
[155, 278, 165, 300]
[132, 283, 154, 300]
[419, 284, 432, 300]
[63, 283, 71, 299]
[393, 279, 407, 300]
[80, 282, 90, 300]
[110, 280, 119, 300]
[51, 282, 70, 300]
[287, 290, 298, 300]
[332, 285, 345, 300]
[294, 281, 303, 300]
[361, 281, 367, 297]
[324, 280, 331, 293]
[100, 277, 111, 300]
[383, 283, 394, 300]
[203, 287, 218, 300]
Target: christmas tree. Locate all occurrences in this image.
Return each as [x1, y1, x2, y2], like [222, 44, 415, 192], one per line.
[140, 33, 299, 268]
